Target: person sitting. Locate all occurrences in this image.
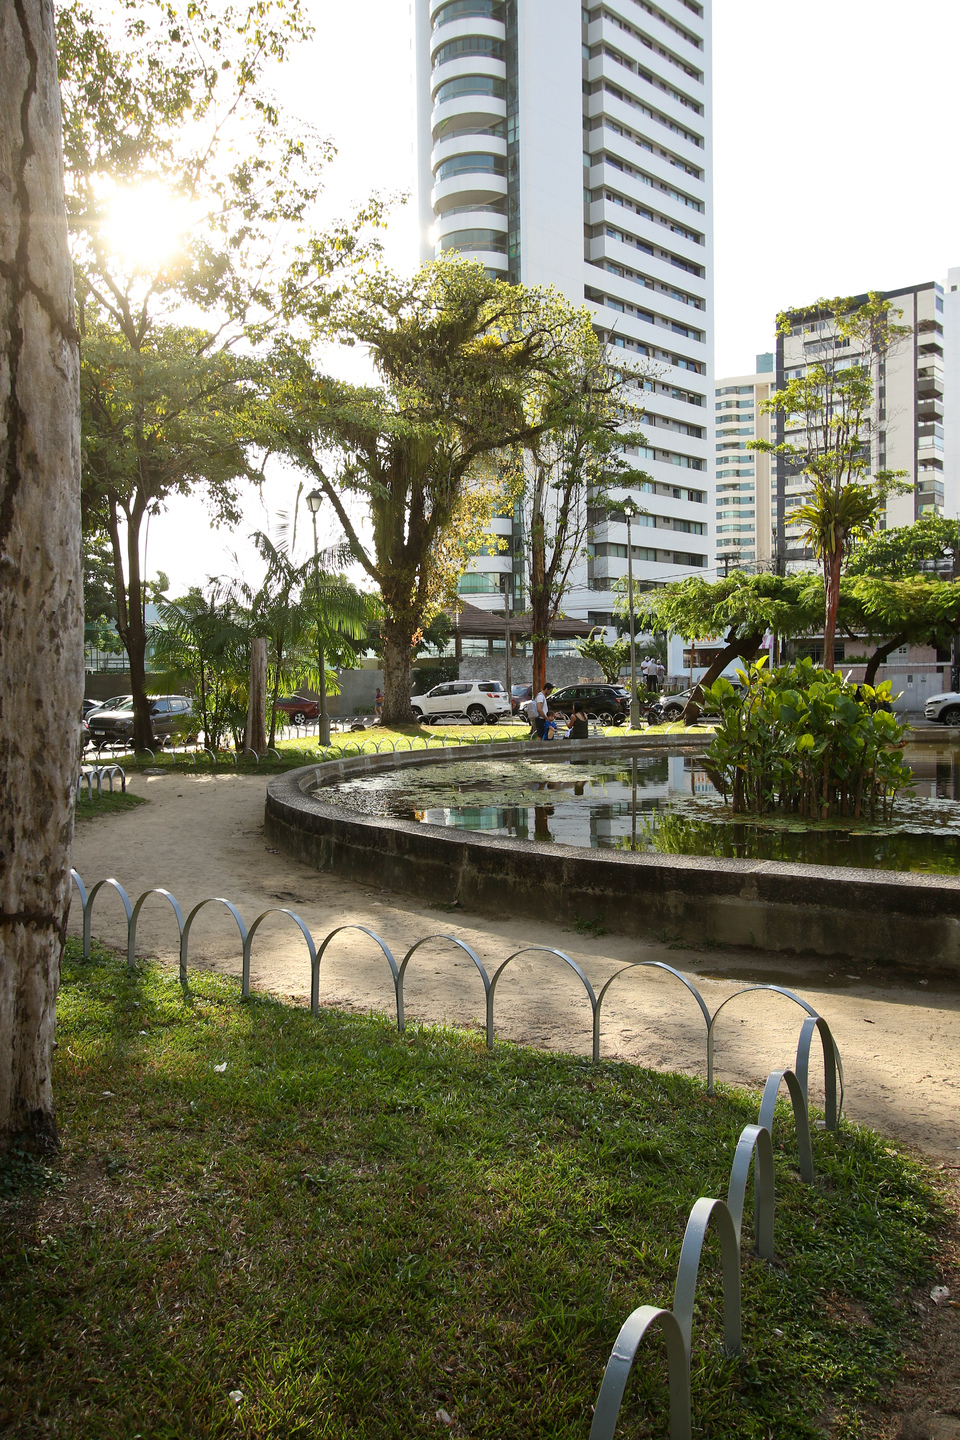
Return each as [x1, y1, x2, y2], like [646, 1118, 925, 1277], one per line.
[566, 701, 589, 740]
[542, 709, 561, 741]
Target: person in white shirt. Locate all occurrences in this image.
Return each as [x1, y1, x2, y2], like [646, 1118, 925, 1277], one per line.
[533, 683, 554, 739]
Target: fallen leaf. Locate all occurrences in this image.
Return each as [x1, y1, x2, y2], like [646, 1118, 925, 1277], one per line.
[930, 1285, 951, 1305]
[213, 1063, 227, 1074]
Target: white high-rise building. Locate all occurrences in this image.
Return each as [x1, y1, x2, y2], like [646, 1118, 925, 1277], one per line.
[415, 0, 714, 625]
[713, 354, 777, 571]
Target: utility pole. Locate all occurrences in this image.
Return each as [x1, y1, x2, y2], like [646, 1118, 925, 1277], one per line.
[622, 499, 640, 729]
[503, 580, 512, 702]
[305, 488, 330, 746]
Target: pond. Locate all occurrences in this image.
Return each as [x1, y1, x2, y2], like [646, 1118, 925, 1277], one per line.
[318, 744, 960, 875]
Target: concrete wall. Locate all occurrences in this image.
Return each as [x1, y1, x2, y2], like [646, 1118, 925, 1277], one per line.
[265, 743, 960, 975]
[458, 655, 603, 690]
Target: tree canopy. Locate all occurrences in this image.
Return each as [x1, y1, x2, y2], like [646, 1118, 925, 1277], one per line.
[264, 259, 596, 723]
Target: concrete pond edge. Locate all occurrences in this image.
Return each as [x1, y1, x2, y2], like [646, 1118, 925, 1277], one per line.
[264, 737, 960, 975]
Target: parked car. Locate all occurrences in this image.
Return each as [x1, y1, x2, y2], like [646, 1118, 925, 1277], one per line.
[659, 679, 744, 723]
[87, 695, 194, 745]
[549, 684, 630, 725]
[410, 680, 511, 725]
[925, 690, 960, 725]
[274, 694, 320, 726]
[84, 693, 131, 718]
[511, 684, 533, 715]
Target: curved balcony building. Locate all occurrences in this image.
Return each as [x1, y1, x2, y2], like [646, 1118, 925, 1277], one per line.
[415, 0, 716, 630]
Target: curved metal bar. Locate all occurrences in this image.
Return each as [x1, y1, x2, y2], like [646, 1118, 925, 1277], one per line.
[758, 1068, 814, 1183]
[135, 749, 156, 764]
[127, 887, 186, 969]
[82, 878, 134, 962]
[725, 1122, 775, 1258]
[396, 935, 491, 1034]
[76, 772, 92, 800]
[100, 764, 126, 793]
[590, 1305, 690, 1440]
[795, 1014, 844, 1129]
[267, 749, 281, 761]
[487, 947, 598, 1054]
[594, 960, 712, 1066]
[201, 748, 216, 763]
[243, 908, 317, 1006]
[672, 1196, 742, 1363]
[315, 924, 400, 1020]
[180, 897, 248, 986]
[70, 867, 88, 911]
[707, 984, 820, 1094]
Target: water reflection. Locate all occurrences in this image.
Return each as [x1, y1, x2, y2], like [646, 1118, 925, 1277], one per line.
[325, 746, 960, 874]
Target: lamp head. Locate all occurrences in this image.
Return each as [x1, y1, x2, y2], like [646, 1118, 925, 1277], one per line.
[305, 488, 323, 515]
[621, 498, 638, 519]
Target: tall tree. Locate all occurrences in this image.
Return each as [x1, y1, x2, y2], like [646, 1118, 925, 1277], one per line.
[267, 260, 591, 724]
[1, 0, 82, 1152]
[636, 573, 824, 722]
[752, 294, 911, 671]
[58, 0, 382, 747]
[517, 332, 650, 693]
[845, 516, 960, 580]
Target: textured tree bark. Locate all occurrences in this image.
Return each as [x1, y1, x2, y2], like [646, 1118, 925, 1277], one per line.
[0, 0, 82, 1153]
[680, 630, 763, 725]
[245, 638, 268, 753]
[380, 617, 417, 727]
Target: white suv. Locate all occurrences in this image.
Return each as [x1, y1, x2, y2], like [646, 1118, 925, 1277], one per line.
[410, 680, 511, 726]
[925, 690, 960, 725]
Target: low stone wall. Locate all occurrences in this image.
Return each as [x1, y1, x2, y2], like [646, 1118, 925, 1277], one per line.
[264, 740, 960, 975]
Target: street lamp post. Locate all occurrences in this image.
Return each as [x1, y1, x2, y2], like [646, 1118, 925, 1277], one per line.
[305, 487, 330, 746]
[622, 498, 641, 730]
[502, 575, 512, 707]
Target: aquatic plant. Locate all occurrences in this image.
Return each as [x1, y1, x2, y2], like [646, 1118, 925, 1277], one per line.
[701, 658, 912, 821]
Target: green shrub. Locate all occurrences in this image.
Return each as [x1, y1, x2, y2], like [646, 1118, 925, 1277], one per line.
[702, 658, 912, 821]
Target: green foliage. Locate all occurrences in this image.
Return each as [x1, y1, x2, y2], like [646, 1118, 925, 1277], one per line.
[575, 634, 630, 684]
[150, 587, 246, 748]
[846, 516, 960, 579]
[702, 659, 913, 821]
[0, 941, 940, 1438]
[635, 572, 824, 644]
[265, 259, 603, 721]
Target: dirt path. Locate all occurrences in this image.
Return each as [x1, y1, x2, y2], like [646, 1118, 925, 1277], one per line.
[70, 772, 960, 1164]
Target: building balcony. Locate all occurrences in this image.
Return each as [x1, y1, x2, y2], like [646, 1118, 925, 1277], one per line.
[432, 171, 508, 213]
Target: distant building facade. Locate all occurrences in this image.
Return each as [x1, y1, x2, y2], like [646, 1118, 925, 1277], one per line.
[414, 0, 715, 625]
[713, 353, 776, 570]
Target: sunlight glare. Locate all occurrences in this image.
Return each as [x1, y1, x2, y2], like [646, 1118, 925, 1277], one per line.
[102, 181, 195, 271]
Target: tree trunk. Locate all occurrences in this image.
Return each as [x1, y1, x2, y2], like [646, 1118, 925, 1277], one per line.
[107, 502, 153, 750]
[381, 617, 417, 726]
[245, 638, 268, 753]
[681, 631, 763, 725]
[0, 0, 82, 1153]
[863, 632, 908, 687]
[823, 547, 842, 673]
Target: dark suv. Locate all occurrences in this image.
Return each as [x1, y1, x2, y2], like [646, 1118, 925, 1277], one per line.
[549, 684, 630, 725]
[87, 695, 195, 745]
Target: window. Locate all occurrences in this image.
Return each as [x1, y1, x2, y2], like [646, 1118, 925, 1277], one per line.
[433, 0, 504, 27]
[439, 228, 507, 254]
[457, 572, 502, 594]
[432, 36, 504, 66]
[434, 75, 506, 104]
[435, 152, 506, 182]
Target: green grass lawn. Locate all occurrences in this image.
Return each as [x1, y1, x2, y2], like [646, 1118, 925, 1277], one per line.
[75, 790, 148, 822]
[82, 720, 717, 780]
[0, 943, 943, 1438]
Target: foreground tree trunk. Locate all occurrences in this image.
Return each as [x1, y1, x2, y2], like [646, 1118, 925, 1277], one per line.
[0, 0, 83, 1153]
[245, 638, 268, 753]
[681, 629, 763, 725]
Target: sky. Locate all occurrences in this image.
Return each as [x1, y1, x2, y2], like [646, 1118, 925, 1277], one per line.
[146, 0, 960, 594]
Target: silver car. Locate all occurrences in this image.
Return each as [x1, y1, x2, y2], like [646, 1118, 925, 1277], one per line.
[925, 691, 960, 725]
[87, 694, 195, 744]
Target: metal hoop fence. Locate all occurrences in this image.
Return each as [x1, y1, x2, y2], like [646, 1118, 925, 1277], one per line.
[69, 868, 843, 1123]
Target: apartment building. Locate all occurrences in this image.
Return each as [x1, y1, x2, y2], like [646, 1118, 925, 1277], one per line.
[713, 353, 776, 570]
[414, 0, 715, 626]
[774, 280, 955, 567]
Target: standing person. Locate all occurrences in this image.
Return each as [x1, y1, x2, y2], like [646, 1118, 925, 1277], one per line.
[375, 687, 383, 720]
[522, 694, 539, 738]
[534, 681, 554, 740]
[656, 658, 666, 691]
[645, 657, 657, 693]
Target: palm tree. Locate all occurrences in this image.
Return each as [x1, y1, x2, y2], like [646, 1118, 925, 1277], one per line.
[791, 481, 880, 672]
[151, 588, 246, 748]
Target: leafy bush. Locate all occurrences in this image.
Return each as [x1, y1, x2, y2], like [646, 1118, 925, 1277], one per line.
[701, 658, 912, 821]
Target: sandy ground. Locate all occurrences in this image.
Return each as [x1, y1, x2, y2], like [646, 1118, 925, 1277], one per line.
[69, 772, 960, 1165]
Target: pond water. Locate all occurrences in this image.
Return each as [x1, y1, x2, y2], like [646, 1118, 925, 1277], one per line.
[318, 745, 960, 874]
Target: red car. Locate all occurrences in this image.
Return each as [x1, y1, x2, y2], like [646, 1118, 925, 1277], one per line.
[275, 694, 320, 725]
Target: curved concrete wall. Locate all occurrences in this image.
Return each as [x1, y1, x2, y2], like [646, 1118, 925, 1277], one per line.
[264, 740, 960, 975]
